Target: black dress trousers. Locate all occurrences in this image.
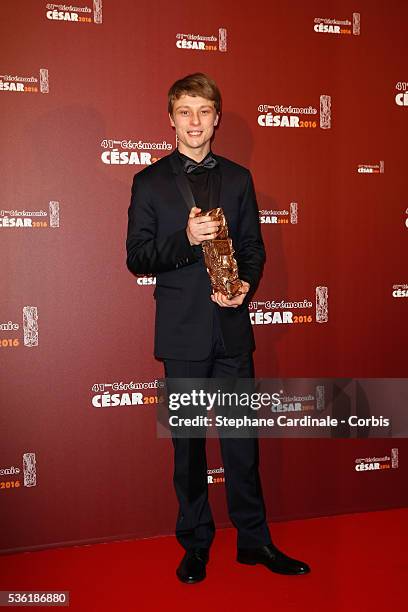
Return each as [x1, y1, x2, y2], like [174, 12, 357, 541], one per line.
[163, 307, 272, 551]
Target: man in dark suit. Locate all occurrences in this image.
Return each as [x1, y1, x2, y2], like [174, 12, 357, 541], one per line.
[126, 73, 310, 583]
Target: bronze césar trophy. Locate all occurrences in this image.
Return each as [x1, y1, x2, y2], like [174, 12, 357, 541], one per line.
[197, 208, 243, 299]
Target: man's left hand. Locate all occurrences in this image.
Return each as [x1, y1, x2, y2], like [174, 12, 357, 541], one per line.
[211, 281, 250, 308]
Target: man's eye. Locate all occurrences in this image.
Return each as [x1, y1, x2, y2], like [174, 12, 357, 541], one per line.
[201, 110, 209, 114]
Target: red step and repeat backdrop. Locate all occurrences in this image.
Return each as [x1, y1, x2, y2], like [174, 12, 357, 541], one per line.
[1, 1, 407, 554]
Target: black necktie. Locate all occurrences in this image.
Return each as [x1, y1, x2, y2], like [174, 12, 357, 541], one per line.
[182, 153, 218, 174]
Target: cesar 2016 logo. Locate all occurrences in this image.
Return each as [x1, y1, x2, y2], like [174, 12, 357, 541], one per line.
[0, 307, 39, 349]
[257, 96, 331, 129]
[175, 28, 227, 52]
[395, 82, 408, 106]
[45, 0, 102, 24]
[0, 69, 49, 94]
[0, 453, 37, 491]
[249, 287, 329, 326]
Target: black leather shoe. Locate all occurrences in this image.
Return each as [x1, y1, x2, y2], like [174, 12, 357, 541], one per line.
[176, 548, 209, 584]
[237, 544, 310, 575]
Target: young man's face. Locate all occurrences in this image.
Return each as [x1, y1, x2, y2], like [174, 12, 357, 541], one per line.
[169, 94, 219, 159]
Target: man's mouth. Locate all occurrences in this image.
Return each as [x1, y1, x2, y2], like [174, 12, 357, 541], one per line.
[187, 131, 203, 136]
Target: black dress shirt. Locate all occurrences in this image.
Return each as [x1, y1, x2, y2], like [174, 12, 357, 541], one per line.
[177, 150, 219, 212]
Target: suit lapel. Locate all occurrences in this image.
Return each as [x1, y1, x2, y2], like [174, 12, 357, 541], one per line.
[175, 173, 196, 212]
[169, 151, 196, 212]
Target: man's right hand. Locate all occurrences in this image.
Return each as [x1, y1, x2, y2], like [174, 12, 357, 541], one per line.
[186, 206, 220, 246]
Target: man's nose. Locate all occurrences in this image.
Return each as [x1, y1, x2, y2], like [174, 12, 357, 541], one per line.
[190, 113, 201, 125]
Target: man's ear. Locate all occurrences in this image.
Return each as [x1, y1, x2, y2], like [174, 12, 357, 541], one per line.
[169, 113, 175, 128]
[214, 113, 220, 127]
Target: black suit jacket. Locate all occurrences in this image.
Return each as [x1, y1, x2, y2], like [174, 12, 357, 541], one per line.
[126, 150, 265, 360]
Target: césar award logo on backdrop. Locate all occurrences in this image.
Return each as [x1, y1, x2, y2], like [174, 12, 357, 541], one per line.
[395, 81, 408, 106]
[0, 201, 60, 229]
[175, 27, 227, 52]
[100, 138, 173, 166]
[313, 12, 361, 35]
[0, 68, 49, 93]
[259, 202, 299, 225]
[357, 161, 385, 174]
[249, 286, 329, 326]
[1, 307, 39, 349]
[45, 0, 102, 24]
[0, 453, 37, 494]
[257, 95, 331, 129]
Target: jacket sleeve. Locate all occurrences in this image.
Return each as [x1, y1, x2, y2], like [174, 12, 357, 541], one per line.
[126, 172, 199, 275]
[235, 170, 266, 295]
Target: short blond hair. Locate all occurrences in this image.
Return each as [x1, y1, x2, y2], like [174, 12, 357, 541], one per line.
[168, 73, 221, 115]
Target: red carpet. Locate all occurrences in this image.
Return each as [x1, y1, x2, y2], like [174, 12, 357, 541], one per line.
[1, 509, 406, 611]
